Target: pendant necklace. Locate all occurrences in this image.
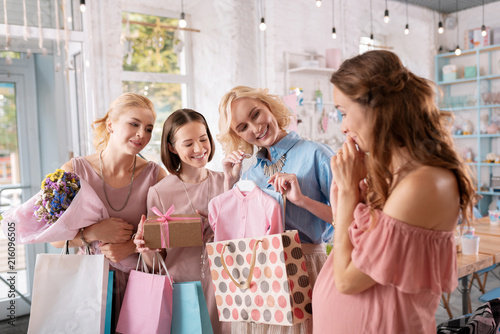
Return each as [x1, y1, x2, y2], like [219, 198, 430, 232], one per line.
[99, 151, 136, 212]
[178, 170, 211, 278]
[263, 153, 287, 177]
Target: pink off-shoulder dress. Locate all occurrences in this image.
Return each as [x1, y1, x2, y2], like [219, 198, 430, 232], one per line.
[312, 203, 457, 333]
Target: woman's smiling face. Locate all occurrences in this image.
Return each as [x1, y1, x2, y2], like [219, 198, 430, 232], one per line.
[333, 86, 374, 153]
[230, 97, 285, 149]
[169, 121, 211, 169]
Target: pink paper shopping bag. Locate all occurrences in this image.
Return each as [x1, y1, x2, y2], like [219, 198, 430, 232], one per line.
[206, 230, 312, 326]
[116, 255, 174, 334]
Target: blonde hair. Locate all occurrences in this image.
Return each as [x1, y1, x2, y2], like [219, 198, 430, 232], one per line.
[217, 86, 292, 156]
[92, 93, 156, 151]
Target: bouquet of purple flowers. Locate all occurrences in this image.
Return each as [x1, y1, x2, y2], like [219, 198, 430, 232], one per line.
[1, 169, 109, 244]
[33, 169, 81, 225]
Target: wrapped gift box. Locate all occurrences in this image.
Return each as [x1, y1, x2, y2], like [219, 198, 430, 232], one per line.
[144, 212, 202, 249]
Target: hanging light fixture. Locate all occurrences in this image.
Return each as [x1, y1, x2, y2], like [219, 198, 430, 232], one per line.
[331, 0, 336, 39]
[481, 0, 487, 37]
[259, 0, 266, 31]
[259, 17, 267, 31]
[383, 0, 389, 23]
[438, 0, 444, 34]
[370, 0, 374, 42]
[316, 0, 322, 8]
[79, 0, 85, 13]
[455, 0, 461, 56]
[179, 0, 187, 28]
[404, 0, 409, 35]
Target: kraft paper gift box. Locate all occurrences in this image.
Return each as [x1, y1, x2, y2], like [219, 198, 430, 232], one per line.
[143, 205, 202, 249]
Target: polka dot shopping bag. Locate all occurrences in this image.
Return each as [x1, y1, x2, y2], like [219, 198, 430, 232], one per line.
[206, 230, 312, 326]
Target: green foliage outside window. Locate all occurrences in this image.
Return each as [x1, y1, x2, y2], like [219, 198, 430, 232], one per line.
[122, 12, 181, 74]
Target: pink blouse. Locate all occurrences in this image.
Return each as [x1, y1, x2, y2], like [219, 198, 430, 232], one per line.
[208, 186, 283, 242]
[312, 203, 457, 333]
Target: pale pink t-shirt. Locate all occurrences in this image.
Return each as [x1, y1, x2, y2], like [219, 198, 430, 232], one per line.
[208, 186, 283, 242]
[312, 203, 457, 334]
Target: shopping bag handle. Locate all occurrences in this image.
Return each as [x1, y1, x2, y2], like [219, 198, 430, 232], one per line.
[220, 240, 262, 290]
[61, 240, 91, 255]
[136, 253, 151, 273]
[153, 253, 174, 287]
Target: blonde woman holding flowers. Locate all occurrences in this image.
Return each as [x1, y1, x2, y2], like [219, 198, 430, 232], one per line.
[51, 93, 167, 328]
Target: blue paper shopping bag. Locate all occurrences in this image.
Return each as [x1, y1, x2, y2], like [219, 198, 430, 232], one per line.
[171, 281, 213, 334]
[105, 271, 114, 334]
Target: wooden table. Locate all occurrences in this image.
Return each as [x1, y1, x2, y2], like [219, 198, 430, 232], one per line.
[455, 217, 500, 314]
[474, 217, 500, 237]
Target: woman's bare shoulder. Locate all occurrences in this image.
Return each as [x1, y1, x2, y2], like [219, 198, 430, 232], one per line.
[60, 154, 97, 173]
[383, 166, 460, 231]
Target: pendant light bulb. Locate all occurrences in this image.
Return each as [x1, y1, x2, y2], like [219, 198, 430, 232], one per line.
[79, 0, 86, 12]
[384, 9, 390, 23]
[455, 45, 462, 56]
[259, 17, 267, 31]
[438, 21, 444, 34]
[331, 27, 337, 39]
[481, 25, 487, 37]
[316, 0, 322, 7]
[404, 24, 409, 35]
[370, 33, 374, 43]
[179, 12, 187, 28]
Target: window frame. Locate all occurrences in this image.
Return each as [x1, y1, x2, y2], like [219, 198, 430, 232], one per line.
[120, 5, 194, 108]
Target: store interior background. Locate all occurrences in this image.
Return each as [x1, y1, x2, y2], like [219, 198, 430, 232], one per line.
[1, 0, 500, 326]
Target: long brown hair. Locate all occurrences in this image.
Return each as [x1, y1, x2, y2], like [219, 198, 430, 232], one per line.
[161, 108, 215, 175]
[330, 50, 475, 223]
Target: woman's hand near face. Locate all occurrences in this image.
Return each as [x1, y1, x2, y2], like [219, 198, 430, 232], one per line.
[84, 218, 134, 244]
[330, 136, 366, 201]
[222, 149, 245, 191]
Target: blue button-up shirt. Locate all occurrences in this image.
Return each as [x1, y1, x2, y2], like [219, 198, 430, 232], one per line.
[243, 131, 334, 244]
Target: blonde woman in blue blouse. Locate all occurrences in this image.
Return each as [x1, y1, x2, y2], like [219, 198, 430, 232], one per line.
[218, 86, 334, 334]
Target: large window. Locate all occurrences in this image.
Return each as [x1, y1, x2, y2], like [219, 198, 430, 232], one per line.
[121, 11, 191, 163]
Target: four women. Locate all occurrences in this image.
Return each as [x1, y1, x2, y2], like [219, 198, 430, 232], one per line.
[51, 50, 472, 332]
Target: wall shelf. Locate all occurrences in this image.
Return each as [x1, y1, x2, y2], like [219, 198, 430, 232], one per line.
[288, 67, 335, 74]
[436, 43, 500, 214]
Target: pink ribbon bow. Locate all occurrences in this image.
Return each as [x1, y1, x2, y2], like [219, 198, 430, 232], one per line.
[150, 205, 197, 248]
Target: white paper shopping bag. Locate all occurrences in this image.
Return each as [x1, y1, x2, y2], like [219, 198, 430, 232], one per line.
[28, 252, 109, 334]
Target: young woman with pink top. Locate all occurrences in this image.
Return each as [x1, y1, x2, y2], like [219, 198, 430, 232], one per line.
[51, 93, 167, 329]
[134, 109, 229, 333]
[312, 50, 476, 333]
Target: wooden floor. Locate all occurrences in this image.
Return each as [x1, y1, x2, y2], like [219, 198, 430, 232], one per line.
[0, 315, 29, 334]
